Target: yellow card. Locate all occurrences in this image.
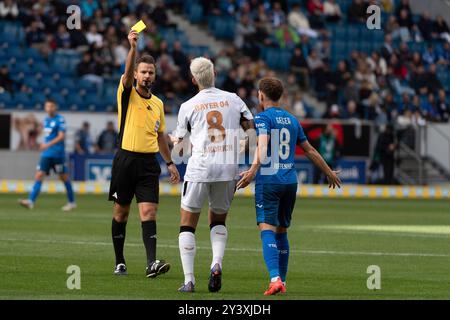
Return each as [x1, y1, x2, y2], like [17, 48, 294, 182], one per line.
[132, 20, 146, 33]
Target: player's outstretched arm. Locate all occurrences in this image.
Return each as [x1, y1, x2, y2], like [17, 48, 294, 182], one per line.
[300, 140, 342, 189]
[122, 30, 138, 88]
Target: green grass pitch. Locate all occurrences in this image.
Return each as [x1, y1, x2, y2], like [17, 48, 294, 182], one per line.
[0, 193, 449, 300]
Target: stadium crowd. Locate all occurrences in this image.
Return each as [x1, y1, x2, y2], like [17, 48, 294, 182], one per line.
[0, 0, 449, 126]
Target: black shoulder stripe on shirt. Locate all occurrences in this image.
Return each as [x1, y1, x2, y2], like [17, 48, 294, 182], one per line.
[117, 85, 132, 148]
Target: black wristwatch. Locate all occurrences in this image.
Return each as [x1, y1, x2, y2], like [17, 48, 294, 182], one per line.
[166, 161, 174, 167]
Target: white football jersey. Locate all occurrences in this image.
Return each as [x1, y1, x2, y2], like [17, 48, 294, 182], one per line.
[174, 87, 253, 182]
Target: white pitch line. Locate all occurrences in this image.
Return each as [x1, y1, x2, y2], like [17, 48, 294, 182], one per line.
[1, 238, 449, 258]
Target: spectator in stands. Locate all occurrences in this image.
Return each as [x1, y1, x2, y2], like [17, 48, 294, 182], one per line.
[313, 124, 339, 184]
[347, 0, 367, 24]
[418, 12, 433, 42]
[81, 0, 99, 20]
[234, 14, 256, 51]
[113, 0, 130, 17]
[288, 4, 318, 38]
[433, 15, 450, 43]
[291, 92, 310, 118]
[396, 0, 412, 17]
[26, 19, 46, 48]
[76, 52, 104, 95]
[307, 0, 326, 30]
[290, 46, 309, 89]
[75, 122, 93, 155]
[222, 69, 239, 93]
[323, 0, 342, 22]
[86, 23, 104, 49]
[171, 41, 189, 77]
[96, 121, 118, 154]
[343, 78, 360, 104]
[274, 22, 300, 49]
[215, 49, 233, 74]
[0, 0, 18, 20]
[436, 89, 449, 122]
[425, 64, 443, 94]
[270, 2, 286, 28]
[397, 9, 413, 42]
[381, 34, 394, 61]
[54, 23, 71, 50]
[438, 42, 450, 66]
[151, 1, 170, 27]
[376, 125, 396, 184]
[0, 65, 14, 93]
[343, 100, 361, 119]
[420, 93, 439, 121]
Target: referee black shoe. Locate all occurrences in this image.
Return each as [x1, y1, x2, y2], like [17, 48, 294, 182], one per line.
[114, 263, 128, 276]
[146, 260, 171, 278]
[208, 263, 222, 292]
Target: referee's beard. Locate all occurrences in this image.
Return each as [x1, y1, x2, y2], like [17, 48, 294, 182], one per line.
[137, 80, 153, 94]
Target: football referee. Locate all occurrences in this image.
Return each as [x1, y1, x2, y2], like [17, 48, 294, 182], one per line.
[109, 29, 180, 278]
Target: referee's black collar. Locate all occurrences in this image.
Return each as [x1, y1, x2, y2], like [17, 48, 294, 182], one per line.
[134, 87, 152, 100]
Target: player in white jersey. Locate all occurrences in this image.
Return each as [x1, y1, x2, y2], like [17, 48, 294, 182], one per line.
[171, 57, 255, 293]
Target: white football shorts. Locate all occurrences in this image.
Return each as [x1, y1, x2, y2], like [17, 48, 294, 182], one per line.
[181, 180, 237, 214]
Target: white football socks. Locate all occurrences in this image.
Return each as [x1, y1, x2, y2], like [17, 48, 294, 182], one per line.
[179, 231, 196, 285]
[210, 225, 228, 270]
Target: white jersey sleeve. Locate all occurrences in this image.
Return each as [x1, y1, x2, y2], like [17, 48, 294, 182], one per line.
[174, 103, 191, 139]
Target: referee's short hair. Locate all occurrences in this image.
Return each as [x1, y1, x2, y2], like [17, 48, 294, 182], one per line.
[190, 57, 215, 88]
[258, 77, 284, 102]
[136, 55, 156, 68]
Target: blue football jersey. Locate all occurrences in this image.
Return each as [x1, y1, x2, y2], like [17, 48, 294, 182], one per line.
[254, 107, 307, 184]
[41, 114, 66, 158]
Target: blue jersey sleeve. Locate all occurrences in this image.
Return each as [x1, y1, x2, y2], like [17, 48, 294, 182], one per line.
[255, 113, 270, 136]
[57, 116, 66, 133]
[297, 121, 307, 144]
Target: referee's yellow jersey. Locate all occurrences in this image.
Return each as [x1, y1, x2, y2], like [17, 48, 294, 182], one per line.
[116, 76, 166, 153]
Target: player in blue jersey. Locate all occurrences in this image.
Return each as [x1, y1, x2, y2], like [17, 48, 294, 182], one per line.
[19, 99, 76, 211]
[237, 77, 341, 295]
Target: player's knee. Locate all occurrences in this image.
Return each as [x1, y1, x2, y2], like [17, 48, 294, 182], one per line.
[59, 173, 69, 182]
[113, 203, 130, 222]
[35, 171, 45, 181]
[140, 206, 157, 221]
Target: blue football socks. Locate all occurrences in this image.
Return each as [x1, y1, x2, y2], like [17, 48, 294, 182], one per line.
[260, 230, 280, 280]
[276, 232, 290, 283]
[64, 180, 75, 203]
[29, 180, 42, 203]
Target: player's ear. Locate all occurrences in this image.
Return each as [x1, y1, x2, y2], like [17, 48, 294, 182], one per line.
[134, 69, 138, 80]
[192, 77, 197, 86]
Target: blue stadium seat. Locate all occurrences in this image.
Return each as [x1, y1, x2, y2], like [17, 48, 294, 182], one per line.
[67, 94, 85, 111]
[84, 93, 100, 111]
[23, 78, 41, 91]
[50, 93, 66, 106]
[11, 63, 31, 74]
[13, 92, 31, 109]
[0, 92, 12, 108]
[33, 62, 51, 76]
[24, 48, 42, 60]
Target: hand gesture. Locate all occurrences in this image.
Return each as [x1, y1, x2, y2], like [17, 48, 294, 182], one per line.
[327, 170, 342, 189]
[168, 164, 180, 184]
[128, 30, 138, 49]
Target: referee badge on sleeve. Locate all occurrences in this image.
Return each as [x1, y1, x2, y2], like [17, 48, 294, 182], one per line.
[155, 120, 160, 132]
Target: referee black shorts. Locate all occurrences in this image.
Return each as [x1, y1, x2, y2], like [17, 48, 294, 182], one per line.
[108, 149, 161, 205]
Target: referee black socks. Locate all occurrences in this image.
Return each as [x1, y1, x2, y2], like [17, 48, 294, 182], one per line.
[142, 220, 157, 266]
[112, 218, 127, 265]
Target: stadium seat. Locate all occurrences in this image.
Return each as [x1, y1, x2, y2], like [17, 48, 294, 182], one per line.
[50, 93, 66, 106]
[33, 62, 51, 76]
[67, 94, 85, 111]
[13, 92, 31, 109]
[0, 91, 12, 108]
